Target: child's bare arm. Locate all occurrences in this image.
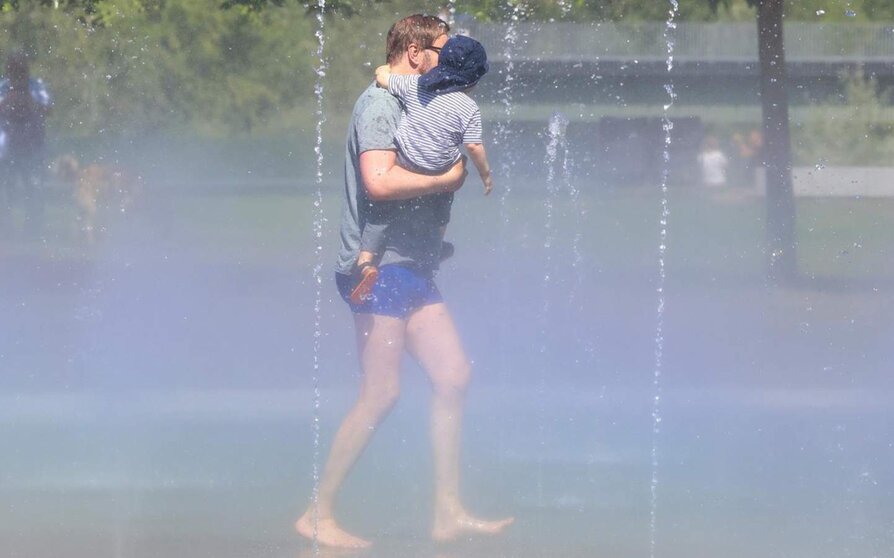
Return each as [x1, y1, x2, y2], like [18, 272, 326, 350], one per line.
[375, 65, 391, 89]
[465, 143, 493, 195]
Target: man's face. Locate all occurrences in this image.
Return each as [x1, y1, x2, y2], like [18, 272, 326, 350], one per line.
[420, 33, 448, 74]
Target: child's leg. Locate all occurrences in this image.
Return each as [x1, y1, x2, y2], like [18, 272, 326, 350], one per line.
[432, 192, 455, 262]
[431, 192, 453, 230]
[350, 259, 379, 304]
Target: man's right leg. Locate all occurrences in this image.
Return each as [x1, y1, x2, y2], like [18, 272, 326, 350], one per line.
[296, 311, 406, 549]
[405, 301, 514, 542]
[0, 162, 19, 237]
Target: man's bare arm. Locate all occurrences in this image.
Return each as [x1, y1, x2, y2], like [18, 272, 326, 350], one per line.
[360, 149, 467, 201]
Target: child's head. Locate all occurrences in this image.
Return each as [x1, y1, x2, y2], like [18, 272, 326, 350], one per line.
[418, 35, 488, 94]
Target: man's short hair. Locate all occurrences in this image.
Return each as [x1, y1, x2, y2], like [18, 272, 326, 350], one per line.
[385, 14, 449, 65]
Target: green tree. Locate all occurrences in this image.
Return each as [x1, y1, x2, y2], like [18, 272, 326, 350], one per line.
[0, 0, 319, 135]
[451, 0, 717, 22]
[796, 71, 894, 166]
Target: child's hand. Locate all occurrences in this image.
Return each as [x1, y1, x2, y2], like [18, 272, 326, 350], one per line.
[482, 173, 493, 195]
[375, 65, 390, 89]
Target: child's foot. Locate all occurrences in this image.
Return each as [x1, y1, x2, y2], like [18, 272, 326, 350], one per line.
[440, 241, 454, 262]
[350, 262, 378, 304]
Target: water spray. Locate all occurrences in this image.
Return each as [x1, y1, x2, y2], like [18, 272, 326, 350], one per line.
[651, 2, 679, 557]
[310, 2, 327, 555]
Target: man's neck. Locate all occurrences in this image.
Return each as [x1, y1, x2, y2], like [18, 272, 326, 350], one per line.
[389, 60, 415, 76]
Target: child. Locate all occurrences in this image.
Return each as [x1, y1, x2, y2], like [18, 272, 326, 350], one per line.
[350, 35, 493, 303]
[698, 135, 729, 188]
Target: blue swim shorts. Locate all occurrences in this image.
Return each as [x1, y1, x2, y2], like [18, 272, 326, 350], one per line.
[336, 264, 443, 319]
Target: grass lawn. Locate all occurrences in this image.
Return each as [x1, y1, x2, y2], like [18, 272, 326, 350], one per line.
[4, 181, 894, 285]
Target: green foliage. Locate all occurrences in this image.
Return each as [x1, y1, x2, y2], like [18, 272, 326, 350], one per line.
[795, 71, 894, 166]
[220, 0, 285, 11]
[455, 0, 718, 22]
[709, 0, 758, 12]
[1, 0, 892, 139]
[301, 0, 386, 16]
[786, 0, 863, 20]
[709, 0, 894, 21]
[221, 0, 394, 17]
[864, 0, 894, 19]
[0, 0, 318, 136]
[0, 0, 98, 11]
[452, 0, 894, 22]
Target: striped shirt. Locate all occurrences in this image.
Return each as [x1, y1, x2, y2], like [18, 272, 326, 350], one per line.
[388, 73, 482, 173]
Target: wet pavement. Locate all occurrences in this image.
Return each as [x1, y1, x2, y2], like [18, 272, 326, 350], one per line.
[1, 184, 892, 557]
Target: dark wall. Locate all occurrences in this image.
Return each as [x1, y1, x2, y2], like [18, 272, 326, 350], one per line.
[477, 60, 894, 106]
[485, 116, 704, 189]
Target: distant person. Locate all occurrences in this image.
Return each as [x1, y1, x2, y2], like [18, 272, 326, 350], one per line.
[732, 128, 764, 189]
[351, 35, 493, 302]
[295, 14, 513, 549]
[0, 52, 51, 234]
[698, 135, 729, 188]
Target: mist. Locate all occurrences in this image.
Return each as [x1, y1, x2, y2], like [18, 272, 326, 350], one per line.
[1, 3, 893, 558]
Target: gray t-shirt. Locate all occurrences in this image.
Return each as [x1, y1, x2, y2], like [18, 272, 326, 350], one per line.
[335, 82, 446, 276]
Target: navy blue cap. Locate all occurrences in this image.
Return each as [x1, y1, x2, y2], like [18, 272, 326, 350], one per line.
[418, 35, 489, 94]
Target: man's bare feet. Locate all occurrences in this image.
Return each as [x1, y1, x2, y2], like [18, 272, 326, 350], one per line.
[295, 512, 372, 549]
[431, 512, 515, 542]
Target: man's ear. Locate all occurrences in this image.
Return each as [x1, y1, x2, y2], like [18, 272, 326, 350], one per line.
[407, 43, 423, 67]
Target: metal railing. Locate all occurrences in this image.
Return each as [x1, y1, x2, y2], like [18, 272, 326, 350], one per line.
[464, 21, 894, 62]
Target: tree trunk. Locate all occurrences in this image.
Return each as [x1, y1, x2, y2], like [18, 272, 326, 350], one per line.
[757, 0, 798, 282]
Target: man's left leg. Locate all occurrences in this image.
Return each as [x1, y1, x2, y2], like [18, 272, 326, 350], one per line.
[0, 164, 13, 237]
[405, 301, 514, 542]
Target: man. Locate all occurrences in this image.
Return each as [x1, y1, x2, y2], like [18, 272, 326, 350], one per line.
[0, 52, 51, 235]
[295, 14, 513, 549]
